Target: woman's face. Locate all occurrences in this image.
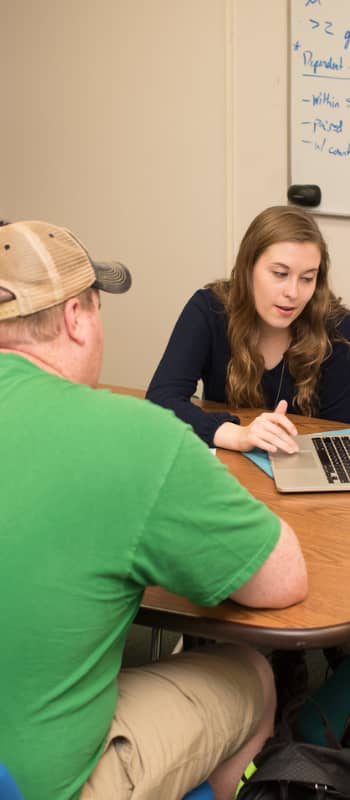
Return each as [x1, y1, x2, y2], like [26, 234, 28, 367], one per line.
[252, 240, 321, 332]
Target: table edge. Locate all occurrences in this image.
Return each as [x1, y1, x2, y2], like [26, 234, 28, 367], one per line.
[135, 607, 350, 650]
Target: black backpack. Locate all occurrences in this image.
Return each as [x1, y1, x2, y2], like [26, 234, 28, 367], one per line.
[237, 701, 350, 799]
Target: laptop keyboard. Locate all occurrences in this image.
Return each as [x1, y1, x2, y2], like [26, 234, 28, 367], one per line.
[312, 436, 350, 484]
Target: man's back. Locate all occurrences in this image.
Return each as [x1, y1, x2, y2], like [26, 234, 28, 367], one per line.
[1, 355, 148, 798]
[0, 353, 283, 799]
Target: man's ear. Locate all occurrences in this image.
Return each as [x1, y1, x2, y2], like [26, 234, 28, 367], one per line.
[63, 297, 87, 345]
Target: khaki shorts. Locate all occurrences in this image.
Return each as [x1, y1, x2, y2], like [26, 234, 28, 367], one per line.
[81, 644, 264, 800]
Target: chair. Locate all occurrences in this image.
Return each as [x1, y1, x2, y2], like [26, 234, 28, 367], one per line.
[0, 764, 24, 799]
[0, 754, 214, 800]
[150, 626, 163, 661]
[183, 780, 214, 799]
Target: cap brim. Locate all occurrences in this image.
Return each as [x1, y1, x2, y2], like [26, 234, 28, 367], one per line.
[92, 261, 132, 294]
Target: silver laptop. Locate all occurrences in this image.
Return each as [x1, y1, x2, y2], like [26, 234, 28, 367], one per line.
[270, 432, 350, 492]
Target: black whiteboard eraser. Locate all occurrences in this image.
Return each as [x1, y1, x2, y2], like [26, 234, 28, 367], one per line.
[287, 185, 321, 207]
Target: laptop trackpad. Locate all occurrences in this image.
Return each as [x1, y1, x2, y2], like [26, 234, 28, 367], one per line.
[276, 452, 316, 470]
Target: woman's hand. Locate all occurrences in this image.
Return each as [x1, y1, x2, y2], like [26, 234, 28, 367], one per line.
[213, 400, 299, 453]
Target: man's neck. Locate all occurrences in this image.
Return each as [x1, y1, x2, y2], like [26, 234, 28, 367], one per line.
[0, 346, 65, 379]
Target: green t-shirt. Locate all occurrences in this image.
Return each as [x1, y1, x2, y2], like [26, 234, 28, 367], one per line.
[0, 354, 280, 800]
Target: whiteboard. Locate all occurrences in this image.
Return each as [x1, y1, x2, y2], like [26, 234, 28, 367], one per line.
[290, 0, 350, 216]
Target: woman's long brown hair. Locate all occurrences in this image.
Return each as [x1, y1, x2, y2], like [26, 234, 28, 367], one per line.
[207, 205, 347, 415]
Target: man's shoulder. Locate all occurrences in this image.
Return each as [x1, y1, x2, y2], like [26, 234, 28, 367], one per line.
[70, 383, 192, 446]
[3, 356, 188, 449]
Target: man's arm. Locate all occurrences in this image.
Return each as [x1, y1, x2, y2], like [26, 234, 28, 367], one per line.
[231, 518, 307, 609]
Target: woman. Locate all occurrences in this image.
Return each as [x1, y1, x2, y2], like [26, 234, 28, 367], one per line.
[146, 205, 350, 451]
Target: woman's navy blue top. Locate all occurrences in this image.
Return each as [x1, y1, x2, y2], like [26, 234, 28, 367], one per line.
[146, 289, 350, 446]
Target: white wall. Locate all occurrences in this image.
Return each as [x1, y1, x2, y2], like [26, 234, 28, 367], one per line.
[1, 0, 349, 389]
[0, 0, 227, 388]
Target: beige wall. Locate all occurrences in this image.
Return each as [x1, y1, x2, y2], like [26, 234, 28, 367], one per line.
[1, 0, 350, 388]
[0, 0, 228, 389]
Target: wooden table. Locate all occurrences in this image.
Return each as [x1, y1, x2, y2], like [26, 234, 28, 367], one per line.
[100, 387, 350, 650]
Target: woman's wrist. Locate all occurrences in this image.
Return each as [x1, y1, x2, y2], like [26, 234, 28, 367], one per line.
[213, 421, 245, 451]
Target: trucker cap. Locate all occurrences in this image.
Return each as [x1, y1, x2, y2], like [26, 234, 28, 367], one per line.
[0, 220, 132, 320]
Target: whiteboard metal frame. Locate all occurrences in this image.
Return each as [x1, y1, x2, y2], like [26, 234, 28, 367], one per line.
[289, 0, 350, 218]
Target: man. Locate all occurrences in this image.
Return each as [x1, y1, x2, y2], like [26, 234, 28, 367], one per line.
[0, 220, 307, 800]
